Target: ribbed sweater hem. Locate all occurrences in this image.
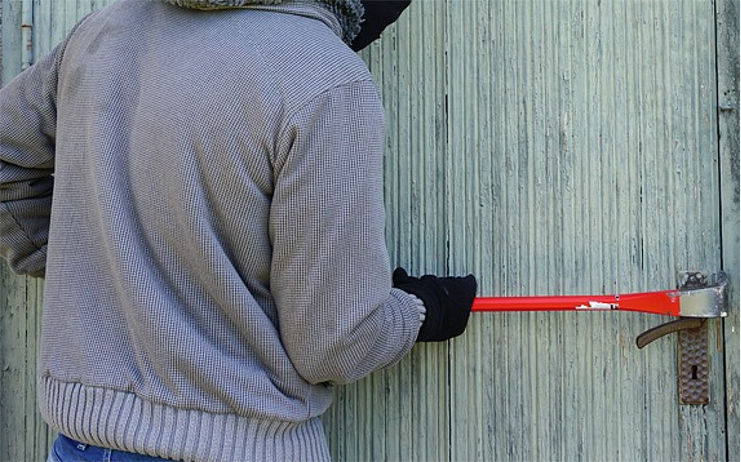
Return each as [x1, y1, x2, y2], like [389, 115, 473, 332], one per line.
[38, 375, 330, 462]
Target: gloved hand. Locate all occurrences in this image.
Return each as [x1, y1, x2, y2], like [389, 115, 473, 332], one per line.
[392, 267, 477, 342]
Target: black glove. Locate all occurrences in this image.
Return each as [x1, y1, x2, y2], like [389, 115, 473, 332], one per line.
[351, 1, 413, 51]
[392, 267, 477, 342]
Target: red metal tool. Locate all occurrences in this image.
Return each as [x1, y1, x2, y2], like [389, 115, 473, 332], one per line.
[471, 272, 729, 398]
[472, 272, 728, 318]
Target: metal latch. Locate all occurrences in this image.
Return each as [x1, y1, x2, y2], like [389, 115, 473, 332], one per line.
[635, 272, 726, 405]
[467, 270, 728, 404]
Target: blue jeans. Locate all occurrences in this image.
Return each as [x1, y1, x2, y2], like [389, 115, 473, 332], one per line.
[47, 434, 175, 462]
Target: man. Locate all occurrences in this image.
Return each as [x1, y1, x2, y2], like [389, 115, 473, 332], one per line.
[0, 0, 476, 460]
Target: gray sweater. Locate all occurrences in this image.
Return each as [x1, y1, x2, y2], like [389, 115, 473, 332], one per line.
[0, 1, 423, 460]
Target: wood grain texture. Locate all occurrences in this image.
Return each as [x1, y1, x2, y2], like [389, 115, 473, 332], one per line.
[716, 0, 740, 460]
[1, 0, 22, 85]
[446, 0, 723, 460]
[324, 2, 452, 460]
[326, 0, 730, 461]
[0, 0, 735, 461]
[1, 1, 3, 78]
[0, 1, 50, 460]
[0, 263, 47, 461]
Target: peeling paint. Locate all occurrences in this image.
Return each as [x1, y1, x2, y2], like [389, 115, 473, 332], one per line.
[575, 301, 618, 310]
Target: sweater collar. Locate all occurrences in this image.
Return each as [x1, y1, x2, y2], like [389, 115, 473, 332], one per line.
[158, 0, 363, 44]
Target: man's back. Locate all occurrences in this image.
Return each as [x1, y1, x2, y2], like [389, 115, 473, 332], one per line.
[7, 1, 425, 459]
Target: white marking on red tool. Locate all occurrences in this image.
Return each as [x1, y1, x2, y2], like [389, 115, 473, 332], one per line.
[575, 301, 618, 310]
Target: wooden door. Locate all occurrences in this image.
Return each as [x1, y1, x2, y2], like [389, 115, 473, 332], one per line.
[1, 1, 738, 460]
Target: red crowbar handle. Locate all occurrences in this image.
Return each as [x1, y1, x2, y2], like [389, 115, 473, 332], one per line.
[472, 272, 728, 318]
[473, 291, 680, 316]
[471, 272, 728, 400]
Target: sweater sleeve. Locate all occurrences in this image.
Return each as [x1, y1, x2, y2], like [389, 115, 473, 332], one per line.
[269, 79, 422, 386]
[0, 11, 98, 278]
[0, 40, 69, 278]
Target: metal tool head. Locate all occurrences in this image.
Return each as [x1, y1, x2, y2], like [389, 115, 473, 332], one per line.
[678, 271, 729, 318]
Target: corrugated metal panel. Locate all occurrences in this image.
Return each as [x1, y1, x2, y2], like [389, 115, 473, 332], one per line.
[0, 0, 734, 461]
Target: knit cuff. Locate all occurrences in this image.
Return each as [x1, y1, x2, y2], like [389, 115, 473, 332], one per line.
[406, 293, 426, 327]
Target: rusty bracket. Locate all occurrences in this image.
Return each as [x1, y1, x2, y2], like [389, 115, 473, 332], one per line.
[635, 272, 715, 405]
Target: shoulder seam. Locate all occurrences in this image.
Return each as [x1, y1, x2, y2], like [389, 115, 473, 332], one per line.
[271, 78, 381, 175]
[281, 78, 379, 130]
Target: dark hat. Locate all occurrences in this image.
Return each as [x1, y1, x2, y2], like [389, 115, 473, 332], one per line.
[351, 0, 412, 51]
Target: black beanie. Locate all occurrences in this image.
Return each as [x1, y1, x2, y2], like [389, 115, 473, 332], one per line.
[351, 0, 412, 51]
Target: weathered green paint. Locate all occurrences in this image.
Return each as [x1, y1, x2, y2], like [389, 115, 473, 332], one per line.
[0, 1, 738, 461]
[0, 269, 47, 462]
[717, 0, 740, 460]
[0, 4, 50, 459]
[1, 0, 22, 85]
[329, 0, 734, 460]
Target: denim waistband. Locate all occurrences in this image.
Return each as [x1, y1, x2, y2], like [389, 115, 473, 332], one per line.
[52, 433, 172, 461]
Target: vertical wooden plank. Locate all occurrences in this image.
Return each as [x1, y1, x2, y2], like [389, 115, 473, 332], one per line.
[445, 2, 472, 461]
[1, 0, 22, 85]
[0, 268, 30, 462]
[618, 1, 651, 459]
[680, 0, 726, 459]
[716, 0, 740, 459]
[0, 1, 41, 459]
[1, 1, 4, 78]
[26, 277, 47, 461]
[322, 1, 451, 460]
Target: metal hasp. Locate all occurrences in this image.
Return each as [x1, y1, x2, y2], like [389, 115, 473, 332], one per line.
[677, 271, 729, 317]
[635, 271, 728, 405]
